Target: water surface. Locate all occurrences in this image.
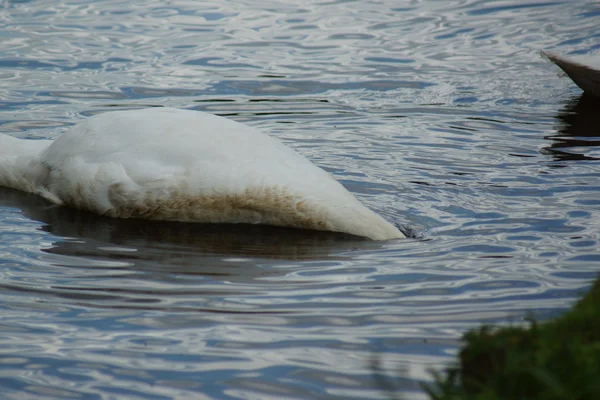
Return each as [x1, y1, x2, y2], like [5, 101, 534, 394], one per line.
[1, 0, 599, 399]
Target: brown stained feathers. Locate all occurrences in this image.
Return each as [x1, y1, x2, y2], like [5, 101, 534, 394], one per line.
[92, 184, 336, 232]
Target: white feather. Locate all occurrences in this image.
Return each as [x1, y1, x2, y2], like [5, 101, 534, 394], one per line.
[0, 108, 404, 240]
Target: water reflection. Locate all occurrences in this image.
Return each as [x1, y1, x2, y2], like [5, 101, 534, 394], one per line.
[0, 188, 374, 270]
[544, 94, 600, 161]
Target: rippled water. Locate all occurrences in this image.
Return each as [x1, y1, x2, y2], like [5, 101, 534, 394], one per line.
[1, 0, 600, 399]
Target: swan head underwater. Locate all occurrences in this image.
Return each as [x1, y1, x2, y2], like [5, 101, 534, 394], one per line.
[0, 107, 405, 240]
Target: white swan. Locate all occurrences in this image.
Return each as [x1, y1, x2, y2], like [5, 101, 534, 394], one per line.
[0, 107, 404, 240]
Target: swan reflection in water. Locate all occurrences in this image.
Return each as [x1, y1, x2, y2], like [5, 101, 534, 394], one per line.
[543, 94, 600, 162]
[0, 188, 382, 280]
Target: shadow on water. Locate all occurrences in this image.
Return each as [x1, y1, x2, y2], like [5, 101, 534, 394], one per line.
[0, 188, 378, 276]
[543, 94, 600, 161]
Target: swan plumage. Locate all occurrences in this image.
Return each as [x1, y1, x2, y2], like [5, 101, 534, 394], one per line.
[0, 107, 404, 240]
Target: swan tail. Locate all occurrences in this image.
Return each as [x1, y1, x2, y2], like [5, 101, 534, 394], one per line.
[333, 204, 406, 240]
[542, 51, 600, 97]
[0, 134, 52, 194]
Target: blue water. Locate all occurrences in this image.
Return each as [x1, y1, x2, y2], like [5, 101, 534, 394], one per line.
[1, 1, 599, 399]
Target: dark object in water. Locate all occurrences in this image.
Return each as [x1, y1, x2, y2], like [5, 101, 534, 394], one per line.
[542, 51, 600, 98]
[542, 93, 600, 162]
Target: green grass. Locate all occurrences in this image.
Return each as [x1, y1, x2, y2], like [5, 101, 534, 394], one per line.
[424, 278, 600, 400]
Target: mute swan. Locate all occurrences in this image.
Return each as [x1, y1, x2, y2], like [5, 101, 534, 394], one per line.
[0, 107, 404, 240]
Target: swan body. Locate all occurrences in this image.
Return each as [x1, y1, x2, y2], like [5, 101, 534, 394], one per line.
[0, 108, 404, 240]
